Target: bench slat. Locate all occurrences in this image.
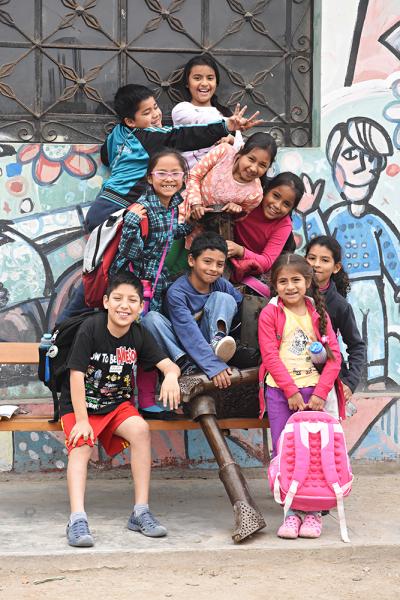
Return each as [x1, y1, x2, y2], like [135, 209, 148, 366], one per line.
[0, 342, 39, 364]
[0, 415, 268, 432]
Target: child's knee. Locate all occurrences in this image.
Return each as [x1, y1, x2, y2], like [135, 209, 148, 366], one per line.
[127, 417, 151, 444]
[68, 443, 93, 462]
[211, 291, 238, 312]
[142, 311, 167, 330]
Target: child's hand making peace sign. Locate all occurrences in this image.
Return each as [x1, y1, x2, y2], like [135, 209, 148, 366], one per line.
[226, 104, 264, 132]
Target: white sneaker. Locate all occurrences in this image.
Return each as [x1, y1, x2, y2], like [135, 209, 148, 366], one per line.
[210, 335, 236, 362]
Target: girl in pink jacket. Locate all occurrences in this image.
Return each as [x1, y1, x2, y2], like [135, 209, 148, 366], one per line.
[258, 253, 344, 540]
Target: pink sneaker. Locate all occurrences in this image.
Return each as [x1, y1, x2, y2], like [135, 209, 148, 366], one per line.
[299, 514, 322, 538]
[277, 514, 302, 539]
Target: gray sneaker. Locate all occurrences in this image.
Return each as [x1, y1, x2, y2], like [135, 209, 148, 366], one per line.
[210, 334, 236, 362]
[66, 518, 94, 547]
[127, 510, 167, 537]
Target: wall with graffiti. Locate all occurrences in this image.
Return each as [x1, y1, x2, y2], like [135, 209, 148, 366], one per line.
[1, 0, 400, 471]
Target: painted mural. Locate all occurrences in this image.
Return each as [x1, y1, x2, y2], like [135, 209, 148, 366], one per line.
[1, 0, 400, 471]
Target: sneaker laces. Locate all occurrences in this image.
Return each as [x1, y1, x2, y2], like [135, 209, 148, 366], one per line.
[69, 518, 90, 537]
[137, 510, 161, 530]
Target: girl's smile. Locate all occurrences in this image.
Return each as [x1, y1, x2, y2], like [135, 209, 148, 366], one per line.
[187, 65, 217, 107]
[232, 148, 271, 183]
[263, 184, 296, 220]
[147, 155, 185, 206]
[275, 266, 310, 312]
[306, 244, 341, 289]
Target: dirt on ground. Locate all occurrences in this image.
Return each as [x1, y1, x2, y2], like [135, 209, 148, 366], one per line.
[1, 550, 399, 600]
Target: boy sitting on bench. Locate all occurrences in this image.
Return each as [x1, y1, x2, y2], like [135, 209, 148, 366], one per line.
[142, 232, 242, 389]
[60, 271, 180, 547]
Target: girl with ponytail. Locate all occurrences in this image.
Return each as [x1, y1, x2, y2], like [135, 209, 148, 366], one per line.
[258, 253, 344, 540]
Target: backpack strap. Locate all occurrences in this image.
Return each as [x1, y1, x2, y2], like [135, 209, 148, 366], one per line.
[320, 422, 351, 543]
[283, 421, 311, 516]
[48, 388, 60, 423]
[126, 203, 149, 240]
[242, 276, 270, 298]
[152, 207, 175, 295]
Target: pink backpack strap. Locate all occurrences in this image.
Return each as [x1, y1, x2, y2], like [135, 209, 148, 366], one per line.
[283, 421, 311, 516]
[152, 207, 175, 296]
[320, 422, 351, 543]
[242, 275, 270, 298]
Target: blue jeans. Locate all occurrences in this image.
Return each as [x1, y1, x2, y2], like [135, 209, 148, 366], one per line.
[142, 291, 238, 362]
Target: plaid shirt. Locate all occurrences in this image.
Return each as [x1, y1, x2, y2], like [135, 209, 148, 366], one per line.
[110, 186, 192, 311]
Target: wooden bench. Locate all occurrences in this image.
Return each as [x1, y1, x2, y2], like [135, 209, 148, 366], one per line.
[0, 341, 268, 544]
[0, 342, 267, 434]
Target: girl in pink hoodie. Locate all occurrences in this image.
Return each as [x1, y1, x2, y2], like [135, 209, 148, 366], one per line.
[258, 253, 344, 540]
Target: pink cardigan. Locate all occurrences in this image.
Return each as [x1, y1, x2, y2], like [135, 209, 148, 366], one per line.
[258, 296, 345, 419]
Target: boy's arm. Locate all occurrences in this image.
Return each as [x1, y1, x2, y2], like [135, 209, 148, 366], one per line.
[135, 121, 229, 155]
[135, 106, 261, 156]
[155, 358, 181, 410]
[68, 370, 94, 447]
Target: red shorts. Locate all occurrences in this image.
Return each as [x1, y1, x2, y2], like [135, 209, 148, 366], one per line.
[61, 401, 141, 457]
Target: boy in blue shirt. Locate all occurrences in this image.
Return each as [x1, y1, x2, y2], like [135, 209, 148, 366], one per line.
[85, 84, 263, 231]
[142, 232, 243, 389]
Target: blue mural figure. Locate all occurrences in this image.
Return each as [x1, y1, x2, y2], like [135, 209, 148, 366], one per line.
[298, 117, 400, 386]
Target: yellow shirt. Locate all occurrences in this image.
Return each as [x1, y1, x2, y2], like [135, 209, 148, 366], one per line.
[266, 307, 320, 388]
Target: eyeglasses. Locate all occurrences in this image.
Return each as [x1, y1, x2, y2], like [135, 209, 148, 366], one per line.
[151, 171, 185, 180]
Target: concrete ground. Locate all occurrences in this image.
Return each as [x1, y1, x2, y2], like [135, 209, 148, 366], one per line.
[0, 467, 399, 599]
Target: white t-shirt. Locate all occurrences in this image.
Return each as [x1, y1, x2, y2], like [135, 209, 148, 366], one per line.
[171, 101, 243, 169]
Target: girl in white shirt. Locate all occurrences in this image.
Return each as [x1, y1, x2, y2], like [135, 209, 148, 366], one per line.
[172, 55, 243, 169]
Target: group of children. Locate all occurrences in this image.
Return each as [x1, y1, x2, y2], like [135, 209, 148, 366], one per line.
[56, 55, 366, 548]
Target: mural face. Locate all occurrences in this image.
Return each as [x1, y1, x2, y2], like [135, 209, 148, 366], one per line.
[293, 112, 400, 388]
[327, 119, 391, 203]
[1, 1, 400, 471]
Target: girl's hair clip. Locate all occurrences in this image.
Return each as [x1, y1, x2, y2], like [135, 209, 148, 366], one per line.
[321, 335, 329, 344]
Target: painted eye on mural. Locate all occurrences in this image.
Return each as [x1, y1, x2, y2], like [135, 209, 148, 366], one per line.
[19, 197, 34, 214]
[341, 147, 358, 161]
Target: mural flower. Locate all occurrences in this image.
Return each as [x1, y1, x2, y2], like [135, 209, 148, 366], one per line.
[16, 144, 99, 185]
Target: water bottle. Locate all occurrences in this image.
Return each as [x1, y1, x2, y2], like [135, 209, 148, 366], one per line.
[346, 400, 358, 418]
[308, 341, 327, 373]
[39, 333, 53, 383]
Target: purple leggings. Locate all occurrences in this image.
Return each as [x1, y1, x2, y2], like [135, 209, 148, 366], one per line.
[266, 386, 315, 457]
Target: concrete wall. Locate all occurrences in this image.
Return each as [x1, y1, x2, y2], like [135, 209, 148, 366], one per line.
[1, 0, 400, 471]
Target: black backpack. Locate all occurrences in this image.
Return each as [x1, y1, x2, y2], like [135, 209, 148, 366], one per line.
[38, 312, 98, 422]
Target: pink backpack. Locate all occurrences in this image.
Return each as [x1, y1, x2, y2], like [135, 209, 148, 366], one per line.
[268, 411, 353, 542]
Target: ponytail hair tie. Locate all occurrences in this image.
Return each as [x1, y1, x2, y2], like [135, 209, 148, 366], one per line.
[321, 335, 329, 344]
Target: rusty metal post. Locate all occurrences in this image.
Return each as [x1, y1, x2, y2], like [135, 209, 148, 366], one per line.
[189, 394, 266, 543]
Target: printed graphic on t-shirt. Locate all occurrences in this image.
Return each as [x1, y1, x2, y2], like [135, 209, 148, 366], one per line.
[84, 346, 137, 411]
[288, 327, 309, 356]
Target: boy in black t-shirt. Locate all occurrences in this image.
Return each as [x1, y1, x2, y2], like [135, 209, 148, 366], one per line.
[60, 272, 180, 547]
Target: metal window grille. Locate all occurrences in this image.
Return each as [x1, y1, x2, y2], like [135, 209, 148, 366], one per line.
[0, 0, 313, 146]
